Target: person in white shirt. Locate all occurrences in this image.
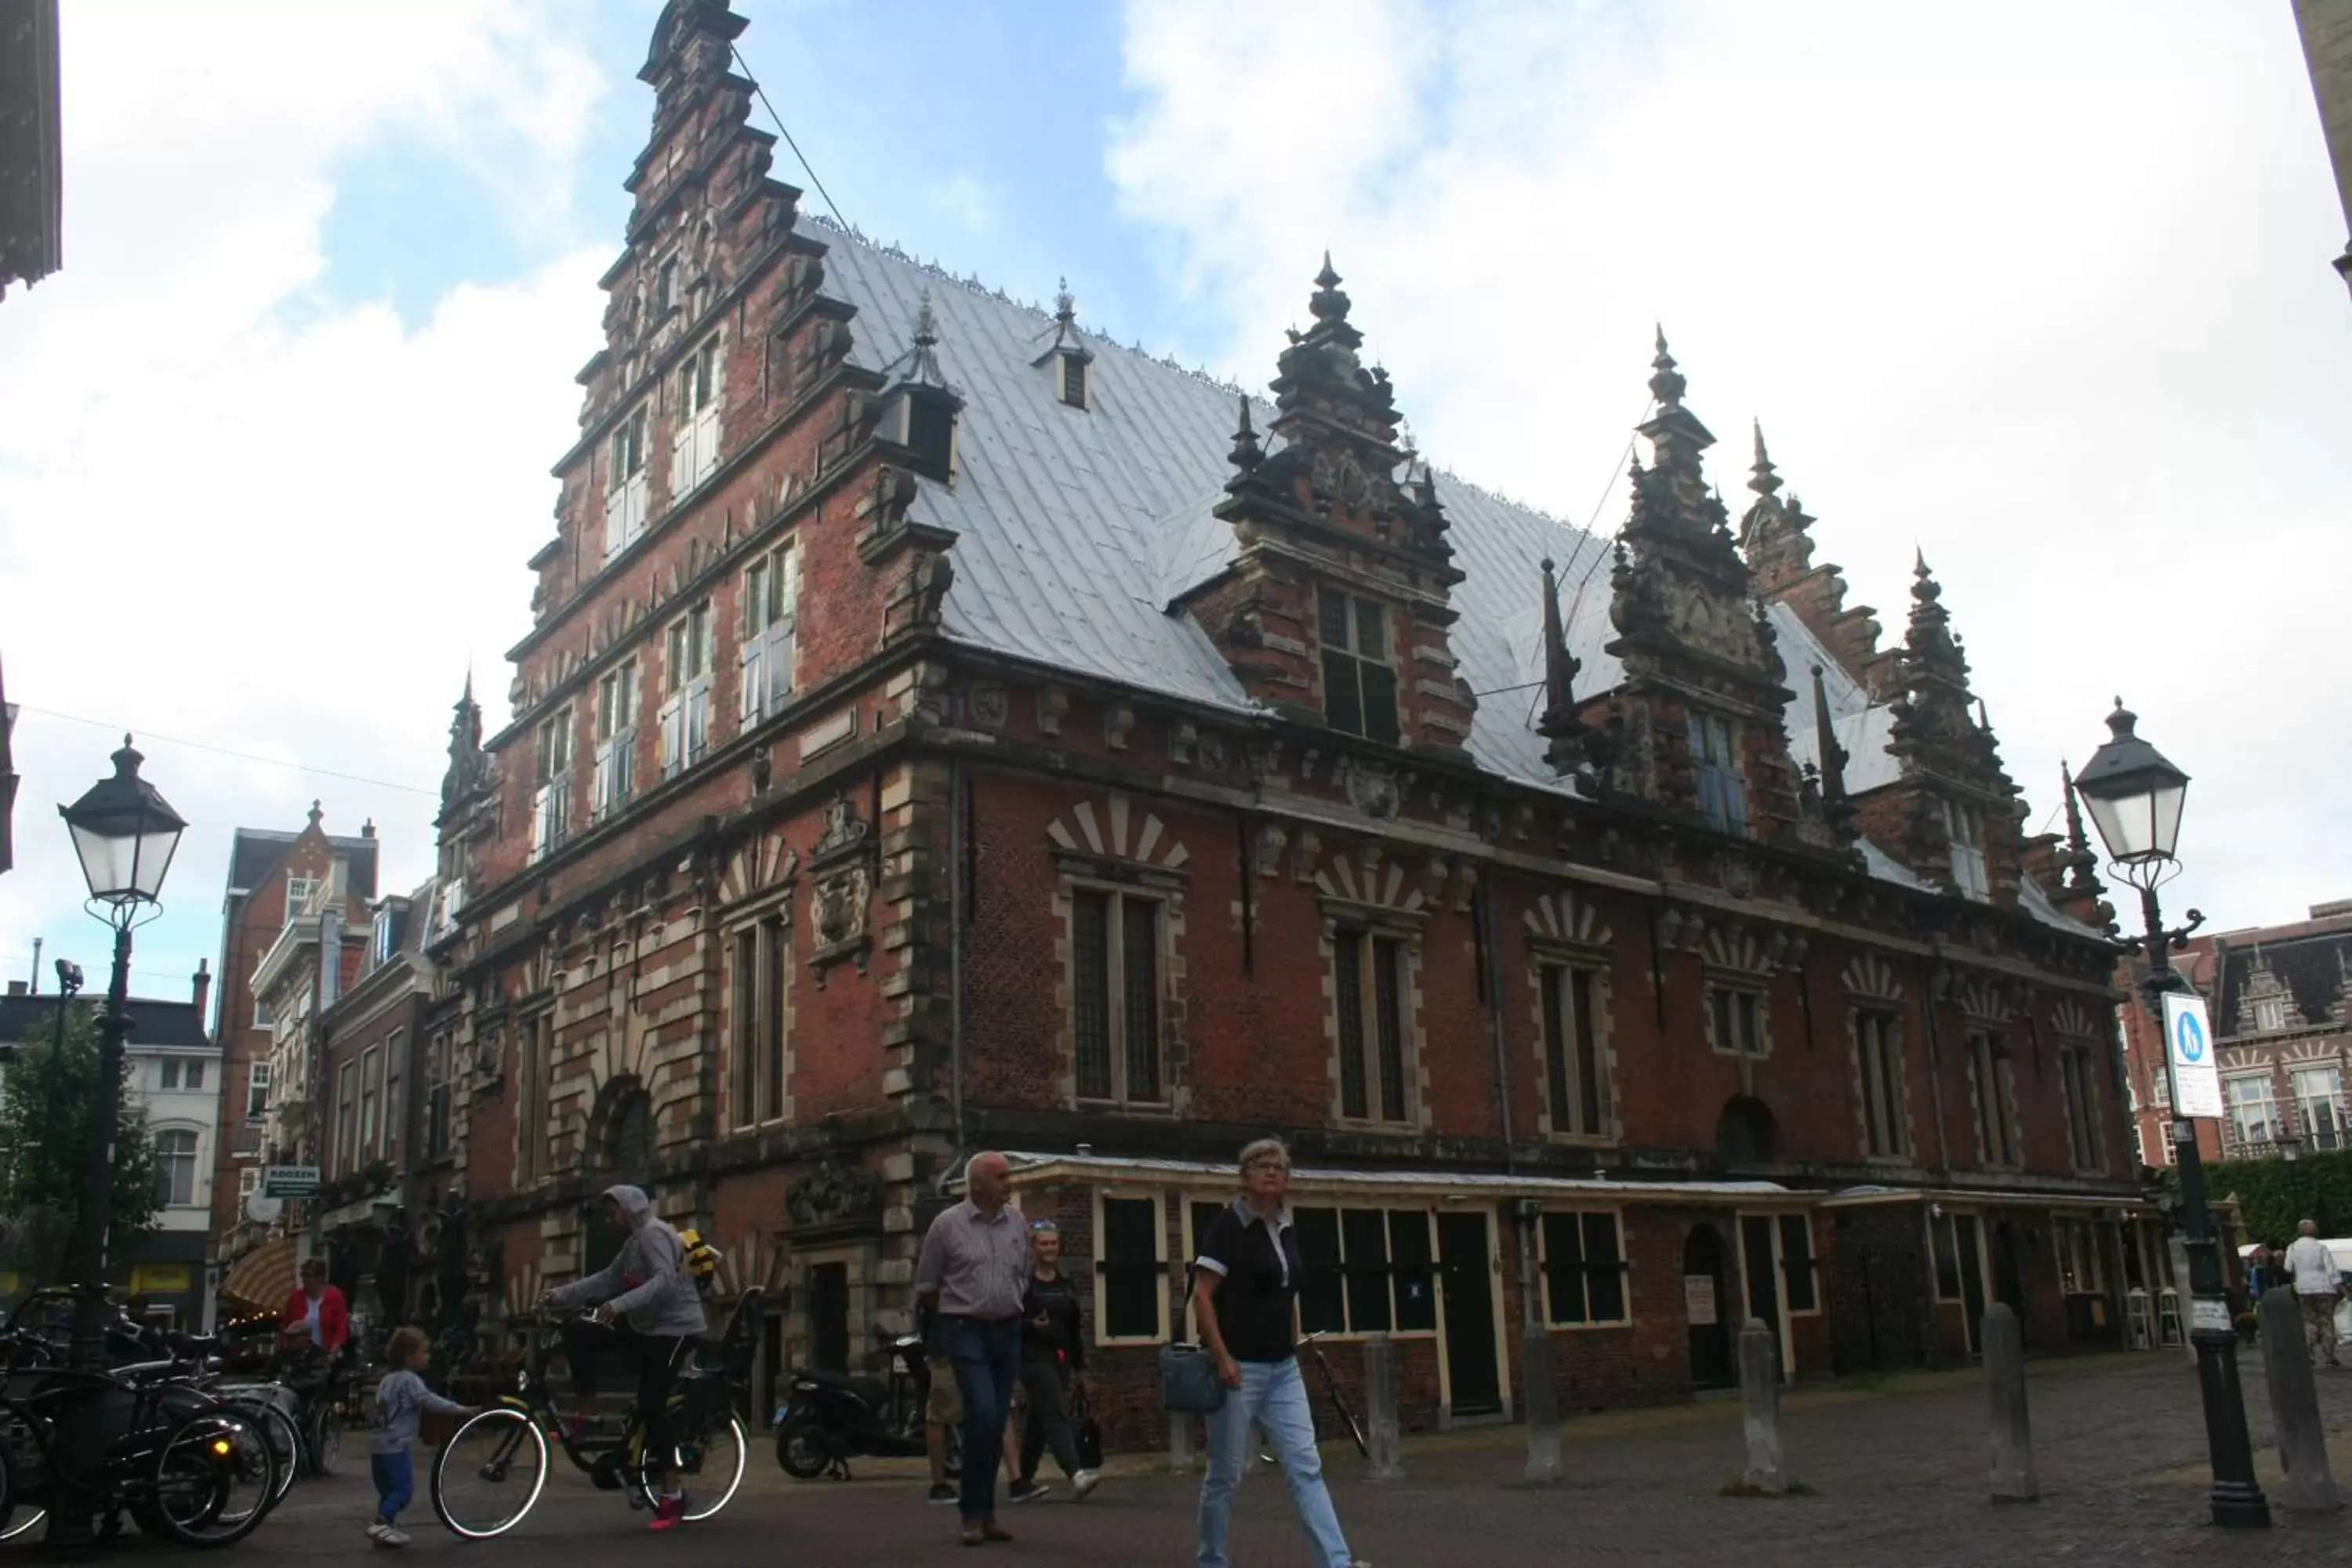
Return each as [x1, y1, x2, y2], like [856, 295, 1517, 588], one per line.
[2281, 1219, 2343, 1368]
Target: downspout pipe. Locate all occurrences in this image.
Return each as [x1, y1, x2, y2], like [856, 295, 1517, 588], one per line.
[1479, 867, 1540, 1334]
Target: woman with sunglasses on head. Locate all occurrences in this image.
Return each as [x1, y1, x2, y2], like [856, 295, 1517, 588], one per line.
[1007, 1219, 1100, 1504]
[1193, 1138, 1366, 1568]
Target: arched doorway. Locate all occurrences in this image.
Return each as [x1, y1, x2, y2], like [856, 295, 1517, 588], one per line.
[1715, 1097, 1780, 1170]
[1684, 1224, 1735, 1390]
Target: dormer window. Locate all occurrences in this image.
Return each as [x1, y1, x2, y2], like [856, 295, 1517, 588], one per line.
[1945, 798, 1989, 901]
[1318, 587, 1399, 744]
[2255, 996, 2286, 1033]
[372, 906, 397, 967]
[880, 387, 958, 485]
[1056, 352, 1090, 410]
[1688, 714, 1748, 835]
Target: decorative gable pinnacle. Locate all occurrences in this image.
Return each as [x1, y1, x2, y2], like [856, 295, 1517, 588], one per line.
[1748, 419, 1781, 499]
[1537, 557, 1585, 773]
[1225, 395, 1265, 483]
[1807, 664, 1856, 843]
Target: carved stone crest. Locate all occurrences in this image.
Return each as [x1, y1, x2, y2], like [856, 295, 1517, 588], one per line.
[786, 1159, 883, 1233]
[1343, 759, 1400, 821]
[969, 684, 1008, 731]
[810, 792, 870, 866]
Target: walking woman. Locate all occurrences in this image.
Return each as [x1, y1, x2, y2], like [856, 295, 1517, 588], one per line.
[1193, 1138, 1364, 1568]
[1008, 1219, 1100, 1503]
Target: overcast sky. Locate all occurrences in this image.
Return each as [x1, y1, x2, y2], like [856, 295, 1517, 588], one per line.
[2, 0, 2346, 1011]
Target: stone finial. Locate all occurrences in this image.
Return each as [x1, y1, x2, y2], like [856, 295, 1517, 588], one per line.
[1054, 276, 1075, 326]
[1649, 324, 1686, 408]
[307, 800, 323, 830]
[1749, 419, 1781, 498]
[1310, 251, 1350, 325]
[1227, 395, 1265, 476]
[1537, 557, 1583, 772]
[1810, 664, 1853, 839]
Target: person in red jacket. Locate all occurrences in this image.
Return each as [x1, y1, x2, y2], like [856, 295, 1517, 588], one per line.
[281, 1257, 350, 1356]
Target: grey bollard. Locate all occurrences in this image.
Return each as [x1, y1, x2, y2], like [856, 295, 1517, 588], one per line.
[1522, 1327, 1562, 1483]
[1737, 1317, 1786, 1494]
[1982, 1303, 2038, 1503]
[1362, 1331, 1406, 1481]
[1168, 1409, 1195, 1475]
[2260, 1287, 2341, 1513]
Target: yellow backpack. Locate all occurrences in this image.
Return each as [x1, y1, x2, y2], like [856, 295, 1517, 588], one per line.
[677, 1228, 723, 1287]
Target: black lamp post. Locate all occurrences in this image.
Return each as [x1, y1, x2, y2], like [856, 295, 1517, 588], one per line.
[47, 738, 184, 1555]
[2074, 699, 2269, 1530]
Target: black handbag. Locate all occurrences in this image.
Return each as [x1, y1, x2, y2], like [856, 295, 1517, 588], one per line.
[1160, 1265, 1228, 1414]
[1071, 1377, 1105, 1469]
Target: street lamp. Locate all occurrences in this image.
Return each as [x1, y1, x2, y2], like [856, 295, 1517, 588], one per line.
[2074, 699, 2269, 1530]
[49, 737, 183, 1555]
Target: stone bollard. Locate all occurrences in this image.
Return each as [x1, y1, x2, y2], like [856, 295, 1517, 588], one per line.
[1168, 1410, 1195, 1475]
[1982, 1302, 2038, 1503]
[1362, 1331, 1406, 1482]
[1737, 1318, 1786, 1494]
[1522, 1328, 1562, 1484]
[2260, 1286, 2341, 1513]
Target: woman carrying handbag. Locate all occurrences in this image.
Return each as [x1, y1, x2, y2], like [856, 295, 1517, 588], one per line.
[1187, 1138, 1367, 1568]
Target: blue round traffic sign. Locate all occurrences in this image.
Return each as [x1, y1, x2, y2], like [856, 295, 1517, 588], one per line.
[2174, 1011, 2206, 1063]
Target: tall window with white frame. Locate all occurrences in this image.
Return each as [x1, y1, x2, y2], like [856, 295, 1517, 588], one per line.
[1945, 798, 1990, 900]
[334, 1060, 358, 1178]
[1854, 1009, 1907, 1158]
[2224, 1074, 2278, 1155]
[2059, 1040, 2100, 1171]
[1070, 887, 1163, 1105]
[1334, 929, 1410, 1123]
[2294, 1065, 2343, 1151]
[729, 916, 789, 1128]
[2253, 993, 2287, 1033]
[282, 875, 315, 929]
[673, 335, 724, 498]
[604, 403, 650, 561]
[532, 706, 573, 860]
[1538, 963, 1606, 1138]
[739, 540, 800, 728]
[659, 601, 712, 778]
[1688, 713, 1749, 835]
[245, 1061, 270, 1122]
[425, 1033, 452, 1161]
[153, 1129, 198, 1209]
[1317, 588, 1399, 745]
[593, 659, 638, 822]
[1708, 983, 1767, 1058]
[383, 1029, 404, 1168]
[358, 1044, 382, 1164]
[1969, 1030, 2020, 1166]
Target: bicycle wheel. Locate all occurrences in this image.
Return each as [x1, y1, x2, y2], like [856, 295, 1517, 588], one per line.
[147, 1407, 277, 1548]
[431, 1407, 549, 1540]
[0, 1510, 42, 1543]
[304, 1403, 341, 1476]
[677, 1414, 747, 1521]
[230, 1402, 300, 1507]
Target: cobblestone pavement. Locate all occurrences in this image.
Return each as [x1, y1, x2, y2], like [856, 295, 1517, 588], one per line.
[121, 1351, 2352, 1566]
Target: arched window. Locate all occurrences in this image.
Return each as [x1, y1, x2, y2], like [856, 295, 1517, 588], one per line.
[152, 1128, 199, 1209]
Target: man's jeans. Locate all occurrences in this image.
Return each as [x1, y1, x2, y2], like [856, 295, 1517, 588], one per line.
[946, 1314, 1022, 1519]
[1197, 1357, 1353, 1568]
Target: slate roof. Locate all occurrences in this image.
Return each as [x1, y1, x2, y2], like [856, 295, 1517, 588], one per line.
[0, 993, 210, 1051]
[225, 827, 378, 901]
[808, 223, 2078, 931]
[2212, 921, 2352, 1036]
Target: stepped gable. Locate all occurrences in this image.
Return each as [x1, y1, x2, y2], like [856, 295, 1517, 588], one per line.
[801, 223, 2085, 931]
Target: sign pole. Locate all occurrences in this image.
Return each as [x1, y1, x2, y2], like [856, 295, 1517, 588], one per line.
[2143, 884, 2269, 1528]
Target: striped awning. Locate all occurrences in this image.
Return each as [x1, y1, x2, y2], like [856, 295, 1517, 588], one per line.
[218, 1236, 296, 1316]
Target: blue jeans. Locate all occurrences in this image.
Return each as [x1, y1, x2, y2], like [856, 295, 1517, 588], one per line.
[372, 1450, 414, 1524]
[1198, 1357, 1352, 1568]
[946, 1315, 1022, 1520]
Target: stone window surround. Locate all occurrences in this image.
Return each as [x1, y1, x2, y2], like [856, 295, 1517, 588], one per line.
[722, 884, 797, 1134]
[1527, 942, 1618, 1145]
[1318, 897, 1432, 1132]
[1842, 953, 1913, 1165]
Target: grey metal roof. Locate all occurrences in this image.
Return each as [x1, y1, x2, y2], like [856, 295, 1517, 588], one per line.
[0, 994, 209, 1051]
[811, 226, 1961, 891]
[995, 1150, 1797, 1201]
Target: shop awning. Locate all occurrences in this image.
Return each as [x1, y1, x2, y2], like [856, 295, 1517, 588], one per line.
[217, 1236, 296, 1316]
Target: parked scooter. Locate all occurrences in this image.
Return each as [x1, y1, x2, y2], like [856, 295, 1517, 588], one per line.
[774, 1327, 962, 1480]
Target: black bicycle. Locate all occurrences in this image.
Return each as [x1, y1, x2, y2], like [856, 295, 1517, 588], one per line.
[430, 1292, 760, 1539]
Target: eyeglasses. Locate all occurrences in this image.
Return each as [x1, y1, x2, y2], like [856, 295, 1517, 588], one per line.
[1247, 1163, 1290, 1175]
[1029, 1221, 1059, 1232]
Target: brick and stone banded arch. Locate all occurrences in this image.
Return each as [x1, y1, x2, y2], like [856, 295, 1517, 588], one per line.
[1045, 794, 1191, 870]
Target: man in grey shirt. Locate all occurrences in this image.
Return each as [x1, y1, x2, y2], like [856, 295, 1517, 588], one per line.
[914, 1151, 1032, 1545]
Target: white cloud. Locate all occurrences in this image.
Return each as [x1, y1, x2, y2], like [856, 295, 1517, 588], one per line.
[1110, 0, 2352, 927]
[0, 2, 608, 993]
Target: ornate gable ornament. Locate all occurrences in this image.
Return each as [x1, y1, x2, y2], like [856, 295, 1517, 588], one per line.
[1045, 794, 1190, 875]
[1842, 953, 1905, 1003]
[1525, 889, 1613, 955]
[806, 792, 873, 983]
[785, 1158, 884, 1238]
[1312, 843, 1428, 920]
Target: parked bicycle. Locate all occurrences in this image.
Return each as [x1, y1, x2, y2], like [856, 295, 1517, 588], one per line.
[429, 1290, 760, 1539]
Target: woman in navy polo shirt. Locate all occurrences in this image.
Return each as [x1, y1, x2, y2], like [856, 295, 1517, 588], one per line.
[1191, 1138, 1361, 1568]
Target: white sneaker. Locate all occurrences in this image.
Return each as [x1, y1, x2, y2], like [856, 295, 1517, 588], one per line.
[1071, 1468, 1100, 1501]
[379, 1526, 411, 1547]
[365, 1523, 390, 1544]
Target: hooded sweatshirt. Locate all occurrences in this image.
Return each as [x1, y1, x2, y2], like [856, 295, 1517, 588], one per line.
[550, 1185, 709, 1338]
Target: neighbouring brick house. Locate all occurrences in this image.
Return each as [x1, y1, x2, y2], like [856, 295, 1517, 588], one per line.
[2118, 901, 2352, 1181]
[207, 808, 377, 1305]
[419, 0, 2154, 1447]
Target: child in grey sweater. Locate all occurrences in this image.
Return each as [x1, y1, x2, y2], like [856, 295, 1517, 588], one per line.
[368, 1326, 475, 1547]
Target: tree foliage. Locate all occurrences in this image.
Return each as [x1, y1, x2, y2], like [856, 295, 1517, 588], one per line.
[0, 1003, 161, 1286]
[2190, 1149, 2352, 1249]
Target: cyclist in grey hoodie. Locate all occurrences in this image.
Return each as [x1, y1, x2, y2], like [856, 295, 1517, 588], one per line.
[542, 1185, 710, 1531]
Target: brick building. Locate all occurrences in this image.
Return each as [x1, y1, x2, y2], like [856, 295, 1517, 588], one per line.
[206, 807, 377, 1300]
[2118, 901, 2352, 1179]
[421, 0, 2152, 1443]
